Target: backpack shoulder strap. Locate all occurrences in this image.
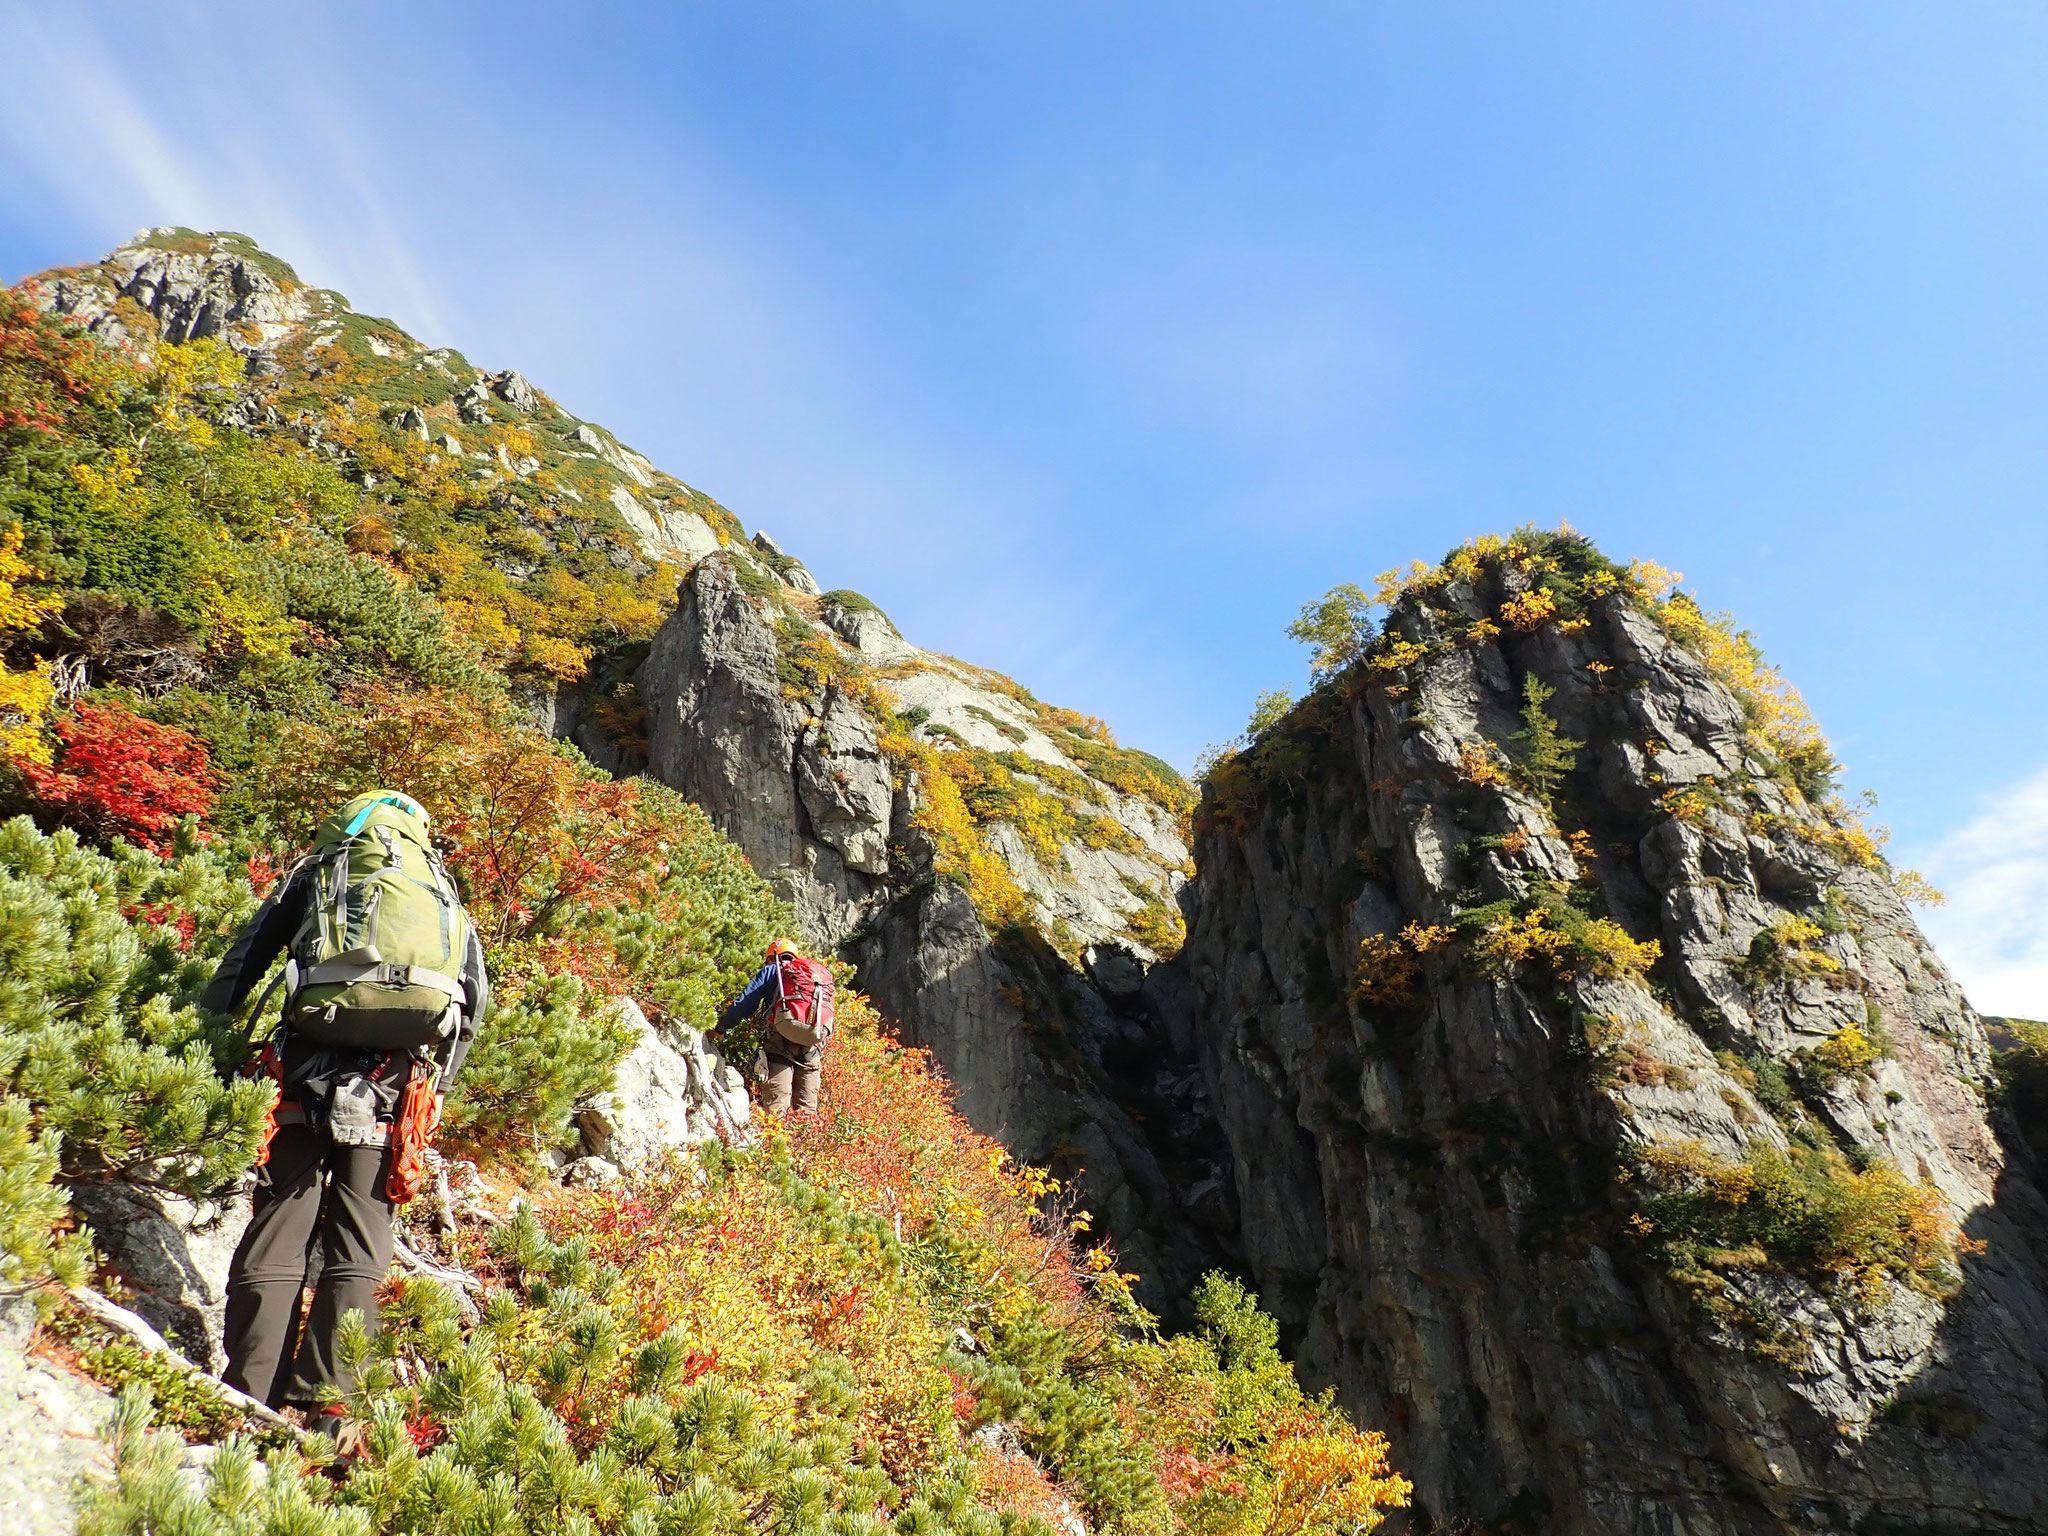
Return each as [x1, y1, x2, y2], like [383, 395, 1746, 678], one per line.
[327, 837, 350, 950]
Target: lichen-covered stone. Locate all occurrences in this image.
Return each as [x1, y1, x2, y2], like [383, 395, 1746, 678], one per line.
[1174, 576, 2048, 1532]
[638, 552, 1232, 1310]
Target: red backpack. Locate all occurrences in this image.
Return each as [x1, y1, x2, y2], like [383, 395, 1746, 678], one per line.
[767, 955, 836, 1047]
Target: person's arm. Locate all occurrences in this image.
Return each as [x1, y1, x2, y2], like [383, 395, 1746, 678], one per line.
[716, 963, 777, 1034]
[436, 924, 490, 1088]
[198, 868, 312, 1020]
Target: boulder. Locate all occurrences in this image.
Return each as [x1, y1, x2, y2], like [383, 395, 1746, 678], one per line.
[456, 379, 494, 425]
[67, 1183, 249, 1374]
[819, 595, 917, 664]
[490, 369, 539, 413]
[1083, 944, 1146, 1000]
[574, 998, 752, 1169]
[560, 1156, 623, 1189]
[751, 532, 822, 594]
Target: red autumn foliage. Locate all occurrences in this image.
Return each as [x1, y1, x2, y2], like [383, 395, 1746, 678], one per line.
[131, 904, 200, 952]
[19, 700, 218, 855]
[404, 1413, 444, 1453]
[0, 285, 131, 440]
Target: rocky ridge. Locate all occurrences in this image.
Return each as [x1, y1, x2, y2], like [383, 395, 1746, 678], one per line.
[1162, 532, 2048, 1532]
[28, 226, 736, 577]
[639, 551, 1236, 1306]
[27, 233, 2047, 1530]
[25, 228, 1238, 1309]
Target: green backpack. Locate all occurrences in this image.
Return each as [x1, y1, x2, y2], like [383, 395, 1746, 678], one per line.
[282, 792, 473, 1052]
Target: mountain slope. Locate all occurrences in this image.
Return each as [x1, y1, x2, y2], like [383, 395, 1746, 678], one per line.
[22, 227, 1235, 1310]
[1163, 530, 2048, 1532]
[2, 230, 1412, 1536]
[20, 231, 2046, 1534]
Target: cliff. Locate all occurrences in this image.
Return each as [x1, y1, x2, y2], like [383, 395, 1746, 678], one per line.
[638, 551, 1237, 1307]
[20, 233, 2046, 1532]
[1168, 530, 2048, 1532]
[21, 228, 1240, 1310]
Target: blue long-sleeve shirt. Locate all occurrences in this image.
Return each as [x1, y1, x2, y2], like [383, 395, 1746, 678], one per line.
[717, 962, 783, 1034]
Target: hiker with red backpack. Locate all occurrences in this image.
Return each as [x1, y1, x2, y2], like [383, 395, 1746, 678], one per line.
[716, 937, 835, 1116]
[199, 791, 489, 1444]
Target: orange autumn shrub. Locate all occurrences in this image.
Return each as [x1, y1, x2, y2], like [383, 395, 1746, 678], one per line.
[568, 1163, 956, 1478]
[476, 993, 1412, 1536]
[787, 991, 1123, 1332]
[972, 1444, 1079, 1531]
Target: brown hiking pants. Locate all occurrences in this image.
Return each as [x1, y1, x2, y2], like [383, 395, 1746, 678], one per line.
[221, 1122, 395, 1411]
[756, 1042, 821, 1116]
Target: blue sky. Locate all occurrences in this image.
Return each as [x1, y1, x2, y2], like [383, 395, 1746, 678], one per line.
[4, 3, 2048, 1012]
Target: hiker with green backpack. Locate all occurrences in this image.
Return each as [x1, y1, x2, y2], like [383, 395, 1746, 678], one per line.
[200, 791, 489, 1440]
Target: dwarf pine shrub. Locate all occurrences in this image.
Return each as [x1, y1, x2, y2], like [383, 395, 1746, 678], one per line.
[0, 1093, 88, 1293]
[0, 816, 272, 1201]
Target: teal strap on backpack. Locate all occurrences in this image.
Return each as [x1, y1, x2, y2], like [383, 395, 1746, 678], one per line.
[343, 792, 430, 838]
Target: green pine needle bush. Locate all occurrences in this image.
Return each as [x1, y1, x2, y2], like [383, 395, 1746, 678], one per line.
[0, 816, 272, 1202]
[0, 1093, 89, 1293]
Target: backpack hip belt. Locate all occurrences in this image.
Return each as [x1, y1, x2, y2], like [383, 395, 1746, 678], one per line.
[299, 959, 465, 1000]
[272, 1099, 393, 1147]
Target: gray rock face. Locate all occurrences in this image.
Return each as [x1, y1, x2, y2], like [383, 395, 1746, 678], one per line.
[642, 554, 893, 946]
[610, 485, 723, 564]
[1178, 581, 2048, 1532]
[33, 231, 314, 357]
[820, 597, 917, 665]
[67, 1184, 249, 1375]
[849, 880, 1232, 1309]
[638, 554, 1236, 1309]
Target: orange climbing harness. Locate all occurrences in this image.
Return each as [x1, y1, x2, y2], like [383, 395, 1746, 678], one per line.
[252, 1042, 285, 1167]
[386, 1060, 443, 1204]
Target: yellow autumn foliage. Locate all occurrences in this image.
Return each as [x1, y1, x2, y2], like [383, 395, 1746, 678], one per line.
[1498, 587, 1558, 631]
[0, 525, 58, 764]
[878, 725, 1034, 932]
[1262, 1428, 1412, 1536]
[1351, 934, 1419, 1009]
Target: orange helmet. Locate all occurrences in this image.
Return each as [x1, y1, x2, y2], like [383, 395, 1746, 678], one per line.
[766, 937, 800, 961]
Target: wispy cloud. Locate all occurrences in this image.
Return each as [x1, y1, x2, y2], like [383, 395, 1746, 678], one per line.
[0, 1, 449, 336]
[1913, 765, 2048, 1021]
[0, 1, 1066, 678]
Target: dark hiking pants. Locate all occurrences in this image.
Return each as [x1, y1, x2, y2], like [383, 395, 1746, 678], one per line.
[222, 1122, 395, 1411]
[756, 1042, 821, 1116]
